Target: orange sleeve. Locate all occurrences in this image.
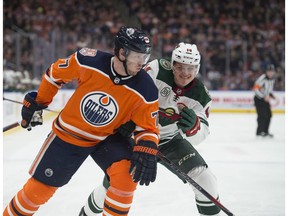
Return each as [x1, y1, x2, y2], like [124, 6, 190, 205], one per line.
[36, 53, 81, 105]
[132, 100, 159, 146]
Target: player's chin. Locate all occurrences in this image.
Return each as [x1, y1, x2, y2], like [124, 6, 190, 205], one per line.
[129, 69, 141, 76]
[179, 79, 192, 86]
[136, 66, 142, 71]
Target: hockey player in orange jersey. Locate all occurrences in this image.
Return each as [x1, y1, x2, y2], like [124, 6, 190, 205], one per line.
[3, 26, 159, 216]
[79, 43, 222, 216]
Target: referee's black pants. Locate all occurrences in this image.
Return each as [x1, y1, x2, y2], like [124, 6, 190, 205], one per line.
[254, 96, 272, 135]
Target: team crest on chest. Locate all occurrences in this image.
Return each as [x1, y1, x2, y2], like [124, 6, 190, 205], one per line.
[80, 91, 118, 127]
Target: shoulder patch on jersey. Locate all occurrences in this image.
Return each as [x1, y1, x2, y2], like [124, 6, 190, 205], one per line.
[80, 91, 118, 127]
[160, 87, 171, 97]
[159, 59, 171, 70]
[79, 48, 97, 57]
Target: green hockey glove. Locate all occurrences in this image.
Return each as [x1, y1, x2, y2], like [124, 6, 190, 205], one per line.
[177, 107, 200, 136]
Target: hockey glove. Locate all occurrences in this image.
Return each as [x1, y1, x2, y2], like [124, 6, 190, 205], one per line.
[129, 140, 158, 186]
[177, 107, 200, 136]
[21, 92, 47, 131]
[118, 120, 136, 137]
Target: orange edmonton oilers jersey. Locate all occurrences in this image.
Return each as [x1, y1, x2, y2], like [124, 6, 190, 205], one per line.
[35, 48, 159, 147]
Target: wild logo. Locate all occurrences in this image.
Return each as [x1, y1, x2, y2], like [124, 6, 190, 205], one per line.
[158, 107, 181, 126]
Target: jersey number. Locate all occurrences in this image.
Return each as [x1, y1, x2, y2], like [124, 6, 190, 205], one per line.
[151, 111, 159, 126]
[58, 58, 70, 68]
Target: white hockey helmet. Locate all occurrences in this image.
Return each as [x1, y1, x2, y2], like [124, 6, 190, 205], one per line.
[171, 42, 201, 74]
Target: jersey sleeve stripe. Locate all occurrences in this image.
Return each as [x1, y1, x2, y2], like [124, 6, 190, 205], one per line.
[134, 132, 159, 143]
[199, 117, 209, 127]
[44, 74, 61, 88]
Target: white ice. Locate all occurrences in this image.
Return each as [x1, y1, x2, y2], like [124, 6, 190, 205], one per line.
[3, 112, 285, 216]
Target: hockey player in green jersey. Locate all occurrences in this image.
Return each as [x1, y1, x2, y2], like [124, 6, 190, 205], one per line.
[79, 42, 221, 216]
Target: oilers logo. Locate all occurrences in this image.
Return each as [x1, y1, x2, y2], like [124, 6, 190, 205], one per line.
[81, 91, 118, 127]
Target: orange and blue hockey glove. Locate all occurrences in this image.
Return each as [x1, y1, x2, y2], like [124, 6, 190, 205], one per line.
[118, 120, 136, 137]
[21, 92, 47, 131]
[129, 140, 158, 186]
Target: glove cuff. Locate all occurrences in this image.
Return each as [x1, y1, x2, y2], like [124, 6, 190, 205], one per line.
[133, 140, 158, 156]
[185, 116, 200, 137]
[23, 92, 47, 110]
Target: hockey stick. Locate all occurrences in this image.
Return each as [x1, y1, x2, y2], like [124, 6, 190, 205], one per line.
[3, 97, 59, 132]
[157, 151, 235, 216]
[3, 122, 20, 132]
[3, 97, 58, 113]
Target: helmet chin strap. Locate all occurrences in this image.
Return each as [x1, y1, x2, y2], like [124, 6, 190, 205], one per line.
[116, 49, 129, 76]
[122, 59, 129, 76]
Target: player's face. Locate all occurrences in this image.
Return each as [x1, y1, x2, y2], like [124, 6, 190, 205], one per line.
[126, 51, 150, 76]
[172, 62, 198, 87]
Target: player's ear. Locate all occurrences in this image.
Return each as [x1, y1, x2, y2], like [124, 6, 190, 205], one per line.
[119, 48, 126, 61]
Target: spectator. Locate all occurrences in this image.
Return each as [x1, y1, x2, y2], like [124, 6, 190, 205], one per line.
[3, 0, 285, 91]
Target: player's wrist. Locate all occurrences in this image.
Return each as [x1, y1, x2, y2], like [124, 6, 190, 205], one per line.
[133, 140, 158, 156]
[185, 116, 200, 136]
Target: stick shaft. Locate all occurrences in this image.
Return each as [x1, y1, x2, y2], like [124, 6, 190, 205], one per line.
[157, 151, 235, 216]
[3, 122, 20, 132]
[3, 97, 58, 113]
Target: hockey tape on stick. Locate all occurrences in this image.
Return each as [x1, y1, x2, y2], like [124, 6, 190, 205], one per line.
[157, 151, 235, 216]
[3, 97, 58, 113]
[3, 122, 20, 132]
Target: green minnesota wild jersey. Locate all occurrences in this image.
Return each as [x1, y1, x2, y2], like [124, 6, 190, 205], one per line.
[144, 59, 212, 146]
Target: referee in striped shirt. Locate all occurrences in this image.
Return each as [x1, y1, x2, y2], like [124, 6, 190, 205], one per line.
[253, 64, 276, 137]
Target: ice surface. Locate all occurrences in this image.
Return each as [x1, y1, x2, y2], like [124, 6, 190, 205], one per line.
[3, 113, 285, 216]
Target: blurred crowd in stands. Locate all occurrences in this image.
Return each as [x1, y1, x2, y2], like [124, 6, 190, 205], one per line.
[3, 0, 285, 92]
